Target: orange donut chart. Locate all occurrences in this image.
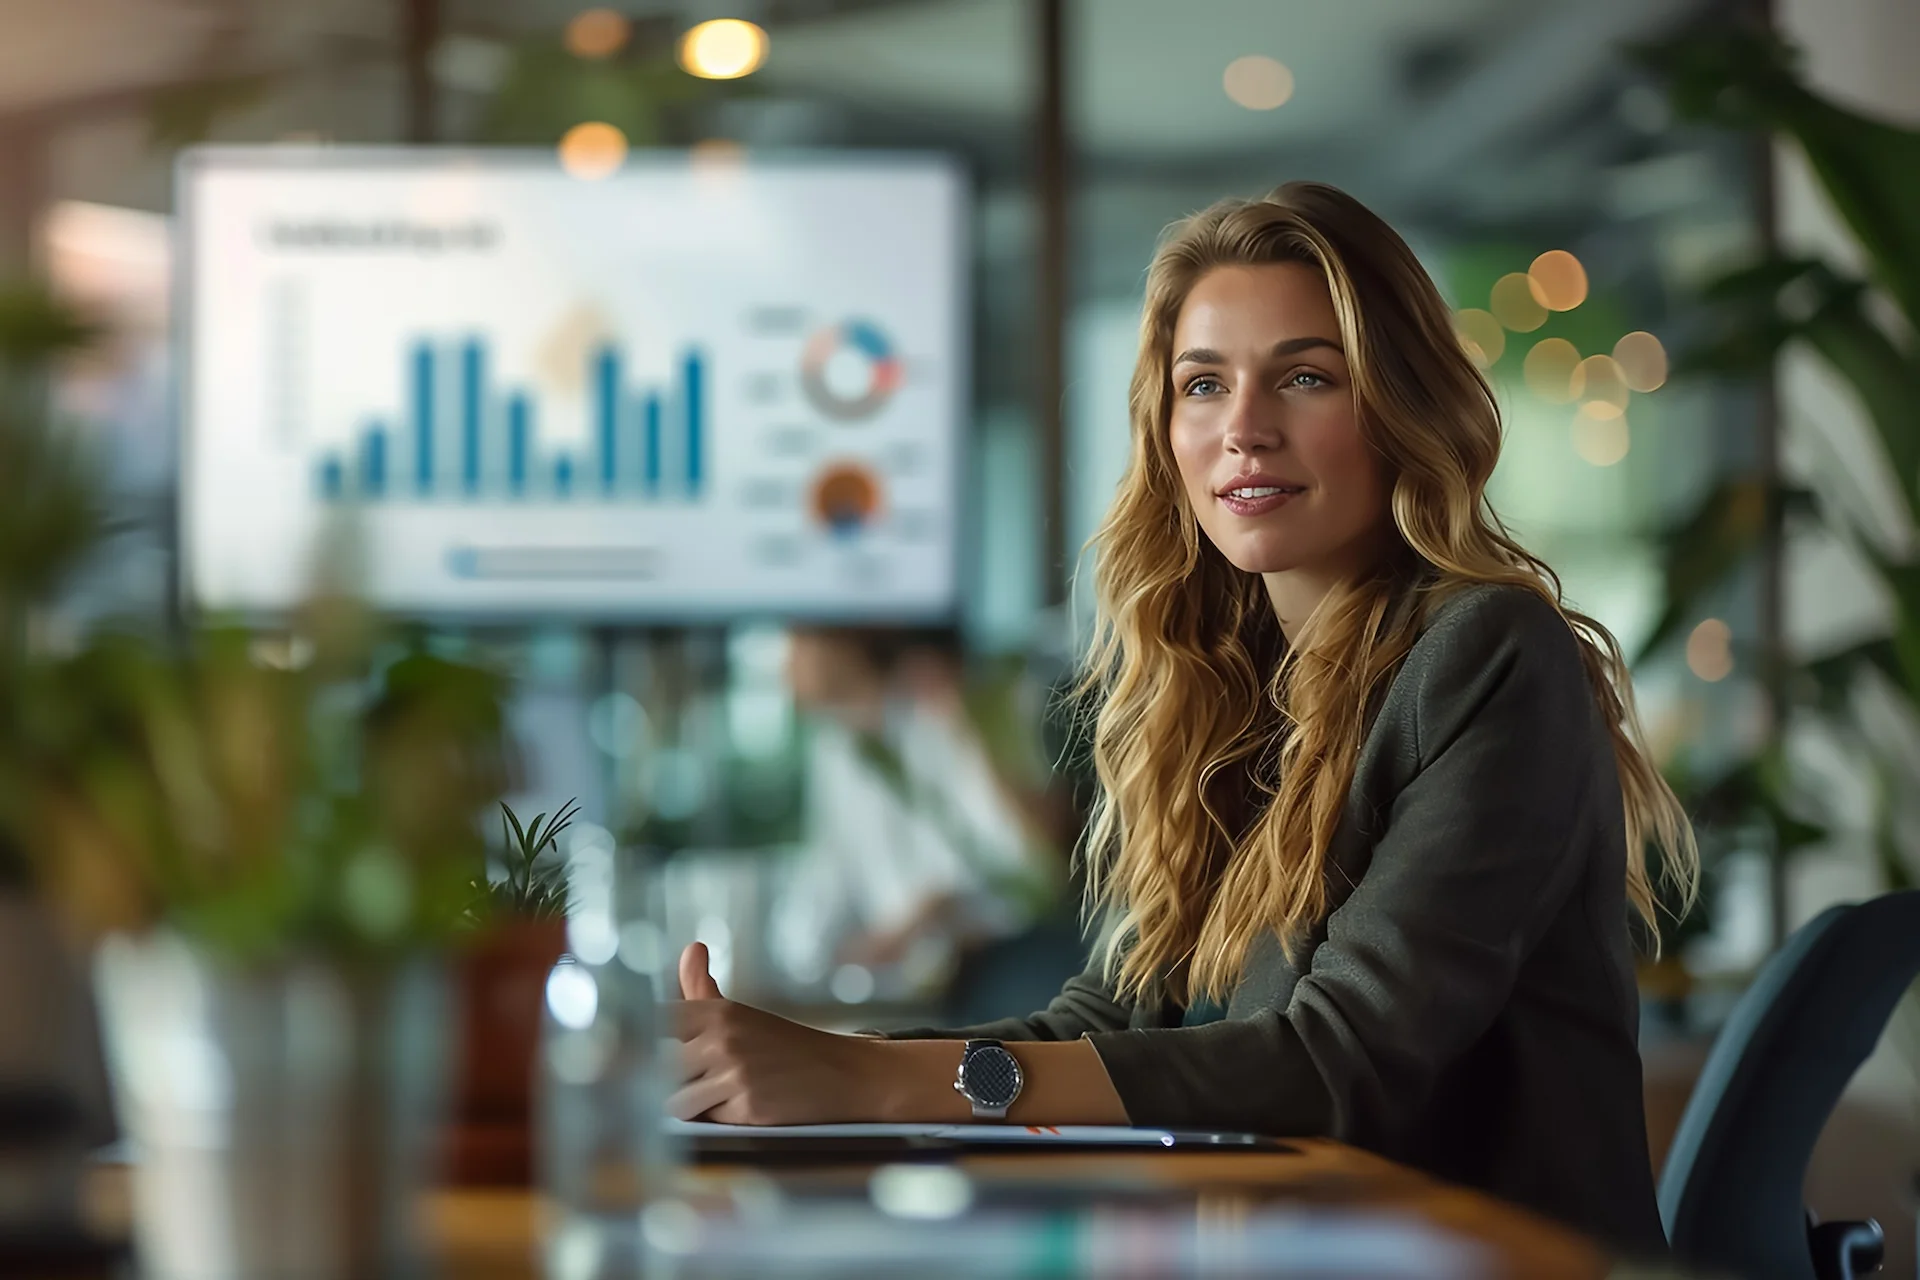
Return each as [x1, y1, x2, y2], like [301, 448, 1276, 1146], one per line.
[809, 461, 883, 537]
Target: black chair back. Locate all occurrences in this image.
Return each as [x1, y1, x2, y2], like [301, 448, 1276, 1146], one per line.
[1659, 890, 1920, 1279]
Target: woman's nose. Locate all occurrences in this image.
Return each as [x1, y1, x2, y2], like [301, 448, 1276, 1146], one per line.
[1221, 392, 1283, 454]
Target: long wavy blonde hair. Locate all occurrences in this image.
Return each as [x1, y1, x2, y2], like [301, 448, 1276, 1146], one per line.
[1079, 182, 1698, 1006]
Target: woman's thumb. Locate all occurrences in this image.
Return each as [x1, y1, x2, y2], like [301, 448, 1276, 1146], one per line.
[679, 941, 724, 1000]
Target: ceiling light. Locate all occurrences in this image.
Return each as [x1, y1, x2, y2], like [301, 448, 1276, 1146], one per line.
[566, 9, 630, 60]
[1223, 56, 1294, 110]
[679, 18, 769, 80]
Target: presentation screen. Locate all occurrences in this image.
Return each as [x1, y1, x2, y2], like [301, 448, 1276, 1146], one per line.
[178, 148, 965, 621]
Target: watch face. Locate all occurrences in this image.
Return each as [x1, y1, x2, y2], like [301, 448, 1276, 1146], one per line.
[965, 1046, 1022, 1108]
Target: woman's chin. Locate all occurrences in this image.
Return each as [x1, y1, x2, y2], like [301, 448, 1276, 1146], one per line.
[1220, 542, 1307, 577]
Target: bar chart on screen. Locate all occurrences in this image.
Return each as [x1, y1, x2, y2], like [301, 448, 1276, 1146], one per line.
[180, 151, 963, 620]
[312, 339, 708, 506]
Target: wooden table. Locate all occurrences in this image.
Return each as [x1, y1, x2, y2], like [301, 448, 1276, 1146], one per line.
[418, 1140, 1616, 1278]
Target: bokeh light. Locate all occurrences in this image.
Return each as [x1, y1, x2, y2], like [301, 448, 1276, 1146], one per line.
[1528, 250, 1588, 311]
[565, 9, 630, 59]
[678, 18, 770, 80]
[1223, 56, 1295, 110]
[1686, 618, 1734, 682]
[1571, 354, 1630, 417]
[1613, 330, 1669, 392]
[558, 122, 628, 180]
[1489, 272, 1547, 332]
[1572, 404, 1629, 467]
[1523, 337, 1581, 402]
[1453, 309, 1505, 368]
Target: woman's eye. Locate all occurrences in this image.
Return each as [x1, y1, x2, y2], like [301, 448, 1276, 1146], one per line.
[1285, 371, 1328, 390]
[1184, 376, 1223, 396]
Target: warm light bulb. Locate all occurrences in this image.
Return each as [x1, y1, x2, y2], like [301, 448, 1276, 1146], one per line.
[1489, 272, 1547, 333]
[1572, 354, 1630, 416]
[1223, 56, 1294, 110]
[679, 18, 769, 80]
[1453, 309, 1505, 368]
[1528, 250, 1588, 311]
[1523, 338, 1581, 403]
[1686, 618, 1734, 682]
[1572, 404, 1629, 467]
[565, 9, 630, 59]
[558, 122, 628, 179]
[1613, 330, 1669, 392]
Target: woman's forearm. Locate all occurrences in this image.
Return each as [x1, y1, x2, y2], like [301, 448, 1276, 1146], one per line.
[867, 1037, 1130, 1125]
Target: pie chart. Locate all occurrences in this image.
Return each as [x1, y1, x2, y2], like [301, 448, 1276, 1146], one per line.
[809, 461, 883, 536]
[800, 318, 901, 422]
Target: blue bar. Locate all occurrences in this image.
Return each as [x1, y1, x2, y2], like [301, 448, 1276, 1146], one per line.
[461, 339, 483, 496]
[596, 347, 620, 494]
[507, 393, 529, 498]
[684, 350, 703, 494]
[643, 393, 662, 495]
[361, 424, 387, 497]
[319, 456, 344, 500]
[412, 341, 434, 495]
[554, 454, 573, 496]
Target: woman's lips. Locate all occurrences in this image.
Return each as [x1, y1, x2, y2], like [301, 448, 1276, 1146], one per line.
[1217, 489, 1302, 516]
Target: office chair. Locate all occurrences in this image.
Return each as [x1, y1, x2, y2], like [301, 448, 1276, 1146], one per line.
[1658, 889, 1920, 1280]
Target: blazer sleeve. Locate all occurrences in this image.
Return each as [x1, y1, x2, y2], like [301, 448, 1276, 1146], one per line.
[883, 956, 1136, 1042]
[1081, 590, 1606, 1142]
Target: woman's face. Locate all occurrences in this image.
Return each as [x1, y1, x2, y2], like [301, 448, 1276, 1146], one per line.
[1167, 262, 1392, 580]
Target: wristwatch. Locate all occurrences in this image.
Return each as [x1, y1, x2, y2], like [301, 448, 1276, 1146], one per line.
[952, 1038, 1024, 1119]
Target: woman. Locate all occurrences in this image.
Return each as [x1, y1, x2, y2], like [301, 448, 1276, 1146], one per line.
[671, 181, 1696, 1254]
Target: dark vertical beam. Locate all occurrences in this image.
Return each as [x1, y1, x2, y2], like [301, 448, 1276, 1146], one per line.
[1034, 0, 1069, 609]
[0, 121, 48, 277]
[401, 0, 441, 144]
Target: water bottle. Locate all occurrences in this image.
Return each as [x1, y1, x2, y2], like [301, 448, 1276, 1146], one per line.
[538, 831, 679, 1280]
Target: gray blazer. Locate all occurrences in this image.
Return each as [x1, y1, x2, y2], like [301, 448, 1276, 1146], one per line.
[897, 584, 1668, 1255]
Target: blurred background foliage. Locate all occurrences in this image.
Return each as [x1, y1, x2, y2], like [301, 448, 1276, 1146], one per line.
[1638, 26, 1920, 901]
[0, 279, 520, 957]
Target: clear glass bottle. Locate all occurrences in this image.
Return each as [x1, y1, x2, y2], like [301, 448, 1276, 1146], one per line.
[538, 831, 679, 1280]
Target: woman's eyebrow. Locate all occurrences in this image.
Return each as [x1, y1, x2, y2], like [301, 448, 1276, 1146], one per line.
[1171, 336, 1343, 368]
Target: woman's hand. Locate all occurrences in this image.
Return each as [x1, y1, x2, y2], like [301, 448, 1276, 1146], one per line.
[669, 942, 896, 1125]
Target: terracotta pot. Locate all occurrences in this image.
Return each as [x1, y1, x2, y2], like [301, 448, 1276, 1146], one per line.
[444, 918, 567, 1185]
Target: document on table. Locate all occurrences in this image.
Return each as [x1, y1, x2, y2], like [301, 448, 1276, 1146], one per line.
[666, 1120, 1236, 1146]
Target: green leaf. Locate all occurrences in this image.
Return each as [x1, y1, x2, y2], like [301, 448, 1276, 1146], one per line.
[1633, 28, 1920, 331]
[502, 802, 530, 852]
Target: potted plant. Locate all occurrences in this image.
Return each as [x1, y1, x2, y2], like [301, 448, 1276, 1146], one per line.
[6, 503, 516, 1280]
[445, 798, 577, 1185]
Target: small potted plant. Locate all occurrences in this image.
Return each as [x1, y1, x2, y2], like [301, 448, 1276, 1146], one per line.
[445, 798, 578, 1185]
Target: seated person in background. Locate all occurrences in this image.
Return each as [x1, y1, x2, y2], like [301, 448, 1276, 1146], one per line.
[672, 182, 1697, 1256]
[766, 626, 1066, 1000]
